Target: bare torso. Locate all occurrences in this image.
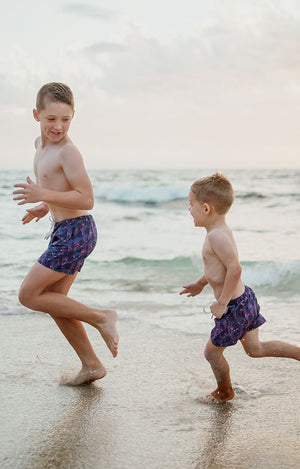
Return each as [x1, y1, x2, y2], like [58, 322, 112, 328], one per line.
[34, 137, 89, 222]
[202, 224, 244, 301]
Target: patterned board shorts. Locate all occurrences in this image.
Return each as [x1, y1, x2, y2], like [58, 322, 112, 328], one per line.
[210, 286, 266, 347]
[38, 215, 97, 275]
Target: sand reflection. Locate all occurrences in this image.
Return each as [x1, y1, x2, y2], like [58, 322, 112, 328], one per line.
[19, 385, 110, 469]
[194, 403, 236, 469]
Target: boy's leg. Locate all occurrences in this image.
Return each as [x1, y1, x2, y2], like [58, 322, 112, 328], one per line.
[46, 274, 107, 385]
[198, 339, 235, 403]
[241, 328, 300, 360]
[19, 262, 118, 357]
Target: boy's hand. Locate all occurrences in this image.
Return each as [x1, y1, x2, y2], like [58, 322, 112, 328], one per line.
[210, 301, 227, 319]
[180, 282, 204, 297]
[13, 177, 43, 205]
[22, 203, 49, 224]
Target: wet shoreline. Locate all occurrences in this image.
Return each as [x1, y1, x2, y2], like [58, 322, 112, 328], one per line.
[1, 314, 299, 468]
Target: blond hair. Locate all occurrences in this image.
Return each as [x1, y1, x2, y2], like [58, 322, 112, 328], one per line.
[191, 173, 234, 214]
[36, 82, 74, 112]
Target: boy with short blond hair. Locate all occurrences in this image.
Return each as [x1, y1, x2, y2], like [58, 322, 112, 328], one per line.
[13, 82, 119, 386]
[181, 172, 300, 403]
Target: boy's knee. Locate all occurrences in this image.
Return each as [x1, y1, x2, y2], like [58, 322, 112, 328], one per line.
[204, 345, 216, 363]
[18, 285, 35, 309]
[244, 346, 263, 358]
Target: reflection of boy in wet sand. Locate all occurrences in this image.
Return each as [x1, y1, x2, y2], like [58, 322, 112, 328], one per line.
[13, 82, 118, 385]
[180, 173, 300, 403]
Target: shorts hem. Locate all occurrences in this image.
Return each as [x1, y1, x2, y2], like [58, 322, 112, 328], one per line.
[37, 260, 80, 276]
[210, 319, 266, 348]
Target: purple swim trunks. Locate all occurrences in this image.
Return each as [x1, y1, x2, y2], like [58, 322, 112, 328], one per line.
[210, 286, 266, 347]
[38, 215, 97, 275]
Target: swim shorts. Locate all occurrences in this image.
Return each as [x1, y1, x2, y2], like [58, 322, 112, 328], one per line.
[38, 215, 97, 275]
[210, 286, 266, 347]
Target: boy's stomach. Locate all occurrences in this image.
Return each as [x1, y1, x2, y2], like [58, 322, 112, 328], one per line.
[205, 267, 245, 302]
[49, 206, 89, 223]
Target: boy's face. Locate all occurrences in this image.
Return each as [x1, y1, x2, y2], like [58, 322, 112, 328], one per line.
[188, 190, 208, 227]
[33, 98, 74, 144]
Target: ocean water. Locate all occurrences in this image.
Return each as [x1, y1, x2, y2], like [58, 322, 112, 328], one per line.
[1, 168, 299, 344]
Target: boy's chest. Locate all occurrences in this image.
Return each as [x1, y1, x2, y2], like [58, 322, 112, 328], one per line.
[34, 149, 63, 187]
[202, 237, 214, 261]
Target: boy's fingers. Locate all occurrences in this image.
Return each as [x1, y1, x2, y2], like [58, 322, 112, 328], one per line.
[13, 189, 24, 194]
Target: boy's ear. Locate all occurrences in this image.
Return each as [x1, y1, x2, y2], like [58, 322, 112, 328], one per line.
[203, 202, 211, 214]
[33, 108, 40, 122]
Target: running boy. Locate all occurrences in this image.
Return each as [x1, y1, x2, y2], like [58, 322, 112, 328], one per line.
[180, 173, 300, 403]
[13, 82, 118, 385]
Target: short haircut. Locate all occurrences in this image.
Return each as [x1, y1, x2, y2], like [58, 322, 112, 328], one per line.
[191, 173, 234, 214]
[36, 82, 74, 112]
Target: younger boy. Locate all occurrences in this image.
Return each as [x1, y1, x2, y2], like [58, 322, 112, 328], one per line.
[13, 82, 118, 385]
[180, 173, 300, 403]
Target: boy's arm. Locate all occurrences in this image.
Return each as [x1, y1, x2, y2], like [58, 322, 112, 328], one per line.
[208, 231, 242, 318]
[13, 146, 94, 210]
[19, 139, 50, 223]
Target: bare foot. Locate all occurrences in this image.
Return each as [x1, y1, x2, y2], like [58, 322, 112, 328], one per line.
[96, 309, 119, 357]
[196, 387, 235, 404]
[196, 394, 223, 404]
[62, 365, 107, 386]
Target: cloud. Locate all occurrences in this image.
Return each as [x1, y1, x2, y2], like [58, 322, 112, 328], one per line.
[81, 13, 300, 99]
[62, 2, 115, 19]
[85, 42, 127, 53]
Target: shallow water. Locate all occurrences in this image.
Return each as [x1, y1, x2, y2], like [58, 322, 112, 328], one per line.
[1, 316, 299, 469]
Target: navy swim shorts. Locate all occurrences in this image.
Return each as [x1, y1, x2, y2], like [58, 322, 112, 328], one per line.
[210, 286, 266, 347]
[38, 215, 97, 275]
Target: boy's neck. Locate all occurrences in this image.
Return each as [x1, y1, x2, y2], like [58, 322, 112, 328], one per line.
[204, 213, 227, 233]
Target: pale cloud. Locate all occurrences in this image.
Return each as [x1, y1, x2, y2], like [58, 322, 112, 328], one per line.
[80, 14, 300, 98]
[85, 42, 127, 54]
[62, 3, 115, 19]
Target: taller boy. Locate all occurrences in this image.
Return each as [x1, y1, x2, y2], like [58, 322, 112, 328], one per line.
[13, 82, 118, 385]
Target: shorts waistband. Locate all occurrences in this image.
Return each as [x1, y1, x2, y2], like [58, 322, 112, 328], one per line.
[228, 285, 250, 306]
[54, 214, 93, 228]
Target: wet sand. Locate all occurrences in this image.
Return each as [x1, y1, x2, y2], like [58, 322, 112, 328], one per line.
[1, 313, 299, 469]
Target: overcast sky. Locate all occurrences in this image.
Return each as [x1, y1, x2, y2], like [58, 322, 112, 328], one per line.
[1, 0, 300, 170]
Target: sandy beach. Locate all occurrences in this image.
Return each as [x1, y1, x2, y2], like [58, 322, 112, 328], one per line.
[1, 313, 299, 469]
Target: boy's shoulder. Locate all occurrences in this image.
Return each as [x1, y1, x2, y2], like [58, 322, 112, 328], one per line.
[51, 139, 84, 171]
[207, 223, 232, 244]
[34, 136, 41, 149]
[59, 138, 82, 160]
